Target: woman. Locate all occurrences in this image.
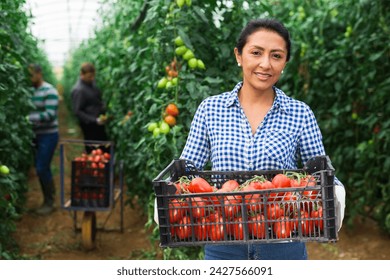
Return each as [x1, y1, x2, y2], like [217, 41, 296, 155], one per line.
[180, 18, 346, 260]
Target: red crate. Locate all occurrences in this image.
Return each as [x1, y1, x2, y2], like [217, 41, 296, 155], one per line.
[153, 156, 338, 247]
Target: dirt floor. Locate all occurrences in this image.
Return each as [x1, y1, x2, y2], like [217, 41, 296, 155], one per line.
[12, 101, 390, 260]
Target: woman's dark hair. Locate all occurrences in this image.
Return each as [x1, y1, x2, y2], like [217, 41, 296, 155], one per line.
[236, 18, 291, 61]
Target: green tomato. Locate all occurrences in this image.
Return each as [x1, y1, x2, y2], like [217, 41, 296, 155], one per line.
[183, 49, 195, 60]
[148, 122, 158, 132]
[0, 165, 10, 175]
[165, 81, 173, 89]
[197, 59, 206, 69]
[174, 36, 184, 47]
[153, 127, 161, 137]
[186, 0, 192, 6]
[175, 46, 187, 56]
[157, 77, 168, 89]
[171, 77, 178, 85]
[176, 0, 185, 8]
[188, 58, 198, 69]
[160, 122, 170, 134]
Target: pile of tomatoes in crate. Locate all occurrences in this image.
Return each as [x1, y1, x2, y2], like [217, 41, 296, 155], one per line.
[71, 148, 111, 207]
[166, 172, 324, 242]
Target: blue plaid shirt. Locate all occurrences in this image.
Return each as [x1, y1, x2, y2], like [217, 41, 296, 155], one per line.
[181, 82, 339, 180]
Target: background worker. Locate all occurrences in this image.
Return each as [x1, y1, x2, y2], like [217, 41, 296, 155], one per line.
[28, 63, 59, 215]
[71, 62, 108, 153]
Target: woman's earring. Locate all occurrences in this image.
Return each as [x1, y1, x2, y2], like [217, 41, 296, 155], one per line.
[281, 70, 284, 74]
[237, 62, 241, 67]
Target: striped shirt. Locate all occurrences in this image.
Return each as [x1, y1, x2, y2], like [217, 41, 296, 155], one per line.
[28, 81, 59, 134]
[180, 82, 341, 185]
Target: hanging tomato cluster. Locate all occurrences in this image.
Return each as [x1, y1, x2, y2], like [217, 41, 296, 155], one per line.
[148, 1, 205, 139]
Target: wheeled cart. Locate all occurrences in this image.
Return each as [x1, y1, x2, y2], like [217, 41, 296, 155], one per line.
[59, 139, 124, 249]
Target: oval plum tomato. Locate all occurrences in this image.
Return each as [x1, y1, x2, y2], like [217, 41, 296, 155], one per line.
[246, 193, 262, 213]
[272, 174, 291, 188]
[221, 180, 239, 192]
[294, 211, 314, 236]
[188, 177, 213, 193]
[209, 216, 225, 241]
[249, 214, 266, 239]
[282, 191, 298, 215]
[301, 174, 316, 187]
[176, 216, 192, 240]
[195, 217, 209, 240]
[169, 199, 187, 223]
[266, 204, 284, 220]
[223, 195, 242, 219]
[232, 217, 244, 240]
[165, 103, 179, 117]
[273, 217, 292, 239]
[311, 206, 324, 231]
[191, 197, 207, 218]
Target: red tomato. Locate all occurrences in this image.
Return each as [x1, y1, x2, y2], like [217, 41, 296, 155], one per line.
[301, 175, 316, 187]
[259, 180, 275, 190]
[176, 216, 192, 239]
[165, 103, 179, 117]
[273, 217, 292, 239]
[94, 148, 103, 155]
[294, 211, 314, 236]
[188, 177, 213, 193]
[232, 217, 244, 240]
[311, 206, 324, 231]
[221, 180, 239, 192]
[195, 217, 209, 240]
[266, 204, 284, 220]
[223, 195, 242, 219]
[245, 193, 262, 213]
[168, 199, 187, 223]
[103, 152, 111, 160]
[272, 174, 291, 188]
[191, 197, 207, 218]
[282, 191, 298, 214]
[209, 216, 225, 241]
[249, 214, 266, 239]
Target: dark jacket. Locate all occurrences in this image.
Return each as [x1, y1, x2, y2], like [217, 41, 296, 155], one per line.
[71, 79, 105, 125]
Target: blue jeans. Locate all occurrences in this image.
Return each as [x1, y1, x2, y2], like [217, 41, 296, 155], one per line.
[204, 242, 307, 260]
[34, 132, 59, 183]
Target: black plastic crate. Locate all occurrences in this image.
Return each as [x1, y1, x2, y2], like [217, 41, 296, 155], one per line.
[70, 161, 110, 207]
[153, 156, 337, 247]
[59, 139, 116, 211]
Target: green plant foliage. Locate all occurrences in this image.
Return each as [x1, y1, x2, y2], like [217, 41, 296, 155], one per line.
[0, 0, 56, 259]
[62, 0, 390, 259]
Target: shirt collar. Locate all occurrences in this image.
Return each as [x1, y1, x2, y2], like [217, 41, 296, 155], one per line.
[225, 82, 290, 114]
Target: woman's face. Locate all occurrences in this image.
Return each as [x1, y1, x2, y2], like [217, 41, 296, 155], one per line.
[235, 29, 288, 94]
